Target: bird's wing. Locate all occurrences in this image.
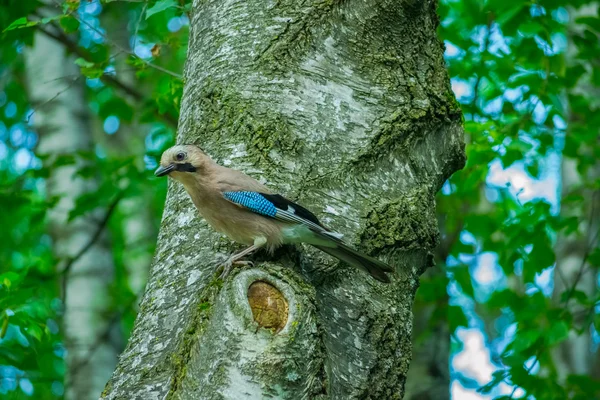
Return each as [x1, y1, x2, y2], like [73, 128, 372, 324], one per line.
[222, 191, 394, 282]
[221, 191, 343, 241]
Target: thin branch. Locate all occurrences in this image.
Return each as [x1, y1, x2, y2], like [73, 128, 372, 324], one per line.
[561, 190, 600, 305]
[471, 16, 494, 109]
[66, 296, 138, 381]
[60, 191, 124, 279]
[35, 24, 142, 101]
[26, 75, 82, 123]
[55, 0, 183, 79]
[508, 355, 539, 399]
[132, 2, 148, 54]
[35, 23, 179, 127]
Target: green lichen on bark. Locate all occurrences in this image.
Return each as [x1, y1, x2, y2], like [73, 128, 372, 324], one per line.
[102, 0, 466, 397]
[360, 186, 439, 253]
[351, 96, 462, 167]
[167, 277, 223, 399]
[240, 265, 327, 399]
[100, 379, 112, 399]
[363, 316, 408, 400]
[192, 83, 301, 167]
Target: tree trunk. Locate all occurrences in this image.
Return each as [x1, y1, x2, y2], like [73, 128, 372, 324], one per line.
[553, 158, 599, 380]
[100, 4, 155, 296]
[102, 0, 464, 398]
[552, 3, 600, 382]
[25, 27, 118, 400]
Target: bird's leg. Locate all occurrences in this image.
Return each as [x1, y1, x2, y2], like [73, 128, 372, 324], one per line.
[220, 237, 267, 278]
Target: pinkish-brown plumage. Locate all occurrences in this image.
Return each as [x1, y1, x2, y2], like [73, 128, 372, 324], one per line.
[158, 145, 288, 252]
[155, 144, 394, 282]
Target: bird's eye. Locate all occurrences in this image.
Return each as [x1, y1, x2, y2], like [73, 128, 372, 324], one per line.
[176, 152, 185, 161]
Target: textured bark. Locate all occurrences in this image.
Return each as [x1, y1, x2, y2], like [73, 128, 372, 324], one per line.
[25, 28, 118, 400]
[103, 0, 464, 399]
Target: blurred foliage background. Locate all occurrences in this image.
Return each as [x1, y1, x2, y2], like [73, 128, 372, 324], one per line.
[0, 0, 599, 399]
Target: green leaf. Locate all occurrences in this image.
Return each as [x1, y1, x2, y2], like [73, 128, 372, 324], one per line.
[448, 305, 469, 331]
[510, 329, 542, 353]
[25, 323, 43, 342]
[3, 17, 38, 32]
[450, 265, 475, 298]
[146, 0, 178, 20]
[560, 289, 589, 305]
[0, 272, 21, 289]
[519, 22, 543, 38]
[546, 320, 569, 346]
[588, 247, 600, 268]
[59, 15, 80, 34]
[74, 58, 95, 68]
[576, 17, 600, 33]
[495, 5, 526, 27]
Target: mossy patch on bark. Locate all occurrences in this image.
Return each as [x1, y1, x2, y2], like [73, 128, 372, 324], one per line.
[360, 186, 439, 254]
[167, 276, 223, 399]
[191, 82, 301, 168]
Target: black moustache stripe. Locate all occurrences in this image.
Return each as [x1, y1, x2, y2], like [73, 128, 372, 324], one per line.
[175, 163, 197, 173]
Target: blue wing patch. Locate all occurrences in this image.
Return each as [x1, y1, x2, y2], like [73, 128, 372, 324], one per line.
[223, 191, 277, 218]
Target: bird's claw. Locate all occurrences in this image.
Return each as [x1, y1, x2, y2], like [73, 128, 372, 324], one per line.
[219, 259, 254, 279]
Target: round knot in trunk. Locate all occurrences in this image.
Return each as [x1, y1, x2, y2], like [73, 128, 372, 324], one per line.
[247, 281, 288, 333]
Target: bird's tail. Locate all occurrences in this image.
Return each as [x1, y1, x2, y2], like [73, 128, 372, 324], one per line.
[314, 242, 394, 283]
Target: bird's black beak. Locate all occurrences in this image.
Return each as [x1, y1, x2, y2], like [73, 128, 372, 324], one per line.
[155, 164, 175, 177]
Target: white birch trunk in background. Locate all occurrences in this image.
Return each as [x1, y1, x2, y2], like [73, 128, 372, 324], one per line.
[103, 0, 465, 398]
[25, 29, 118, 400]
[552, 3, 600, 381]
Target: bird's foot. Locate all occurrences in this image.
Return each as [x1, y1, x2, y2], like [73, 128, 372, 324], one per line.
[219, 258, 254, 279]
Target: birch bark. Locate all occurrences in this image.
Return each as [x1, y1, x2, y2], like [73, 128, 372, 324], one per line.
[103, 0, 464, 398]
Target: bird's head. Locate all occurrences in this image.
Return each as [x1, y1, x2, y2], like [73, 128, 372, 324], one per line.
[154, 144, 207, 182]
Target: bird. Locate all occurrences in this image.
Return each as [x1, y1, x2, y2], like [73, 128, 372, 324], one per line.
[154, 144, 394, 283]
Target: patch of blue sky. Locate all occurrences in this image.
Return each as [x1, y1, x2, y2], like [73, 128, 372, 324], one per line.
[133, 41, 154, 59]
[488, 34, 510, 56]
[104, 115, 120, 135]
[0, 366, 19, 393]
[551, 7, 569, 23]
[482, 96, 503, 115]
[78, 2, 105, 48]
[447, 11, 567, 398]
[145, 125, 173, 154]
[80, 1, 102, 17]
[0, 141, 8, 162]
[104, 65, 116, 76]
[87, 77, 104, 89]
[530, 4, 546, 17]
[451, 78, 475, 103]
[18, 379, 33, 396]
[473, 253, 507, 300]
[4, 101, 17, 119]
[168, 15, 189, 33]
[503, 86, 525, 103]
[444, 41, 465, 60]
[144, 154, 158, 170]
[13, 148, 33, 174]
[0, 121, 7, 141]
[9, 124, 25, 147]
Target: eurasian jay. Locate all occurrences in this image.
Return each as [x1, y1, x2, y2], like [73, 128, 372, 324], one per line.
[155, 144, 394, 283]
